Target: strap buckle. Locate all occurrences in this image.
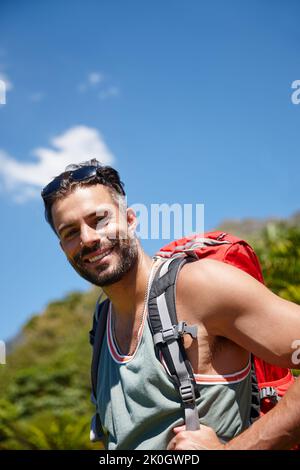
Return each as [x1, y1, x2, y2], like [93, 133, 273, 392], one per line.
[161, 326, 177, 342]
[179, 382, 196, 405]
[260, 386, 278, 403]
[156, 321, 198, 344]
[177, 321, 198, 339]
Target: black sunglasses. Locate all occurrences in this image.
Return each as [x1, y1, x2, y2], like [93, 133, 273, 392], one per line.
[41, 165, 125, 198]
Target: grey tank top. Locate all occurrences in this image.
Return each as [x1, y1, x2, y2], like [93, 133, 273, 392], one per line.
[97, 303, 252, 450]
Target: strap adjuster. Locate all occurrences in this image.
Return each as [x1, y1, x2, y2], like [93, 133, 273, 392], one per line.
[179, 382, 196, 405]
[177, 321, 198, 339]
[154, 321, 198, 345]
[161, 326, 177, 342]
[260, 386, 278, 403]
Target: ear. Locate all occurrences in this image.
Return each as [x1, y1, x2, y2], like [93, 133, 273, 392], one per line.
[126, 207, 137, 235]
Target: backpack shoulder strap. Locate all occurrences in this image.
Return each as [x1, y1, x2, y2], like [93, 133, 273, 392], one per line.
[148, 255, 200, 431]
[89, 295, 110, 442]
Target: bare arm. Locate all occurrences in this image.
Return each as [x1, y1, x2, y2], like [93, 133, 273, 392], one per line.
[180, 259, 300, 368]
[167, 377, 300, 450]
[226, 377, 300, 449]
[168, 259, 300, 451]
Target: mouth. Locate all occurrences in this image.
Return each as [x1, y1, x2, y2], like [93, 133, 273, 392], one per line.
[83, 247, 114, 265]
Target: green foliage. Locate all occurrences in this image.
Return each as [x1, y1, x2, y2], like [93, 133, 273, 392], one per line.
[251, 223, 300, 378]
[254, 223, 300, 303]
[0, 219, 299, 449]
[0, 399, 95, 449]
[0, 288, 104, 449]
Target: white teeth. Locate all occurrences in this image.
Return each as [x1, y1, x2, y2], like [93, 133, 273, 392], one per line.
[88, 249, 111, 263]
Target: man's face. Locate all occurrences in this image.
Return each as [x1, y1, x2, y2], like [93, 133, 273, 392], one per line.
[51, 184, 139, 287]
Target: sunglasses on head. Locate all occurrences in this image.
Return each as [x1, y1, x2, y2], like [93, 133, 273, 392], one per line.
[41, 165, 125, 199]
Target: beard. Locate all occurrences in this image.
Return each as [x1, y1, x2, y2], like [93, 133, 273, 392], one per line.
[68, 236, 139, 287]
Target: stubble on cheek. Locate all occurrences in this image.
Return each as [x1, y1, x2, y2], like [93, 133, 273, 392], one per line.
[99, 223, 129, 244]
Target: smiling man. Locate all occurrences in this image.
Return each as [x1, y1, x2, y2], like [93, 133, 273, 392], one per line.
[41, 159, 300, 450]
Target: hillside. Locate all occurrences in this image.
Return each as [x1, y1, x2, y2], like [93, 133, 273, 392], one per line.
[0, 213, 299, 449]
[0, 288, 103, 449]
[218, 210, 300, 245]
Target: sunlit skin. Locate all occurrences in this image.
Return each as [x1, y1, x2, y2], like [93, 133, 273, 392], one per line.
[51, 185, 155, 353]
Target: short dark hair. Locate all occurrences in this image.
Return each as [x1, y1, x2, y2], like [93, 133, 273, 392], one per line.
[41, 159, 126, 235]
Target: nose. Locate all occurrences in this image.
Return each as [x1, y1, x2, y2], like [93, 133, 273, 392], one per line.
[80, 223, 101, 247]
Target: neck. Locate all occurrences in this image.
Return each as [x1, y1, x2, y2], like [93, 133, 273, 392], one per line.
[101, 248, 156, 322]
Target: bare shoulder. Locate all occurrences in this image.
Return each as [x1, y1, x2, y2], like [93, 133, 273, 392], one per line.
[176, 257, 300, 368]
[176, 257, 263, 332]
[178, 256, 262, 294]
[179, 257, 223, 279]
[177, 257, 241, 295]
[176, 258, 226, 327]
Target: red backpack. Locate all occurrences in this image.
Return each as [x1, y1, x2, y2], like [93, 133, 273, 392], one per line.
[155, 230, 295, 416]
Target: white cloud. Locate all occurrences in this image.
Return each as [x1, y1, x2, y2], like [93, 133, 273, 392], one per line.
[77, 72, 119, 100]
[88, 72, 104, 85]
[28, 92, 45, 103]
[0, 125, 115, 203]
[99, 86, 120, 100]
[0, 72, 13, 91]
[78, 71, 105, 93]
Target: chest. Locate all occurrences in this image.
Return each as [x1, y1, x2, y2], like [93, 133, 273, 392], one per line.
[176, 292, 249, 375]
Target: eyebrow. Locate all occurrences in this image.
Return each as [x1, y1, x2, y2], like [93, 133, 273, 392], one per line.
[58, 222, 77, 237]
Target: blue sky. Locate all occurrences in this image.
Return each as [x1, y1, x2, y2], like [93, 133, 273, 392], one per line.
[0, 0, 300, 341]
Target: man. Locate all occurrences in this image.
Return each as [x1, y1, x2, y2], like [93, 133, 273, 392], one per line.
[41, 159, 300, 450]
[167, 376, 300, 450]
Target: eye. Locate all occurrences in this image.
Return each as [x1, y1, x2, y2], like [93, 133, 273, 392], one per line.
[63, 228, 79, 240]
[95, 211, 109, 225]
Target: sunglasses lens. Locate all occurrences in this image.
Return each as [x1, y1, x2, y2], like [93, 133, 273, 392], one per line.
[42, 166, 98, 198]
[71, 166, 97, 182]
[42, 176, 64, 197]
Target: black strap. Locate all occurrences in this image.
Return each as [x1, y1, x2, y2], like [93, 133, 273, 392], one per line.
[90, 298, 110, 408]
[148, 255, 200, 430]
[249, 354, 261, 423]
[89, 296, 110, 441]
